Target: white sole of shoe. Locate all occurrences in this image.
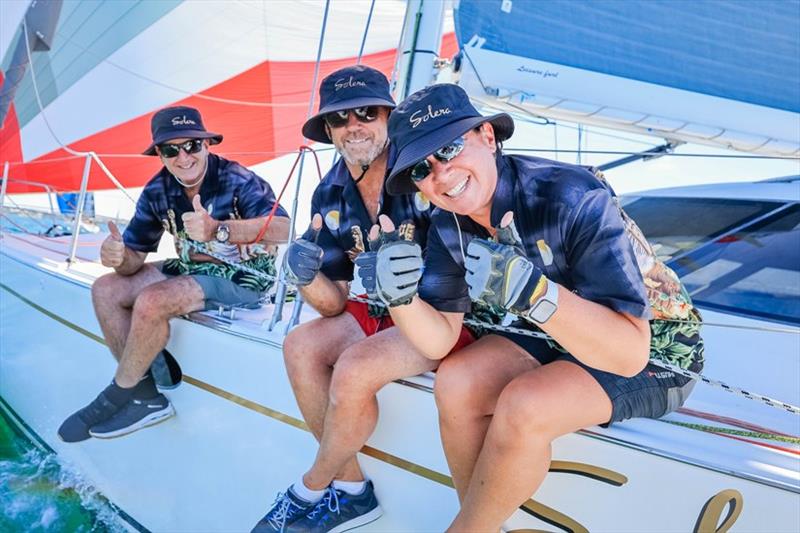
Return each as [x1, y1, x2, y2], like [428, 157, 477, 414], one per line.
[328, 506, 383, 533]
[89, 404, 176, 439]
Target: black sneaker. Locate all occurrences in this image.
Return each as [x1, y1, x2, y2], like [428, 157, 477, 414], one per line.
[88, 393, 175, 439]
[288, 481, 382, 533]
[251, 486, 318, 533]
[58, 389, 124, 443]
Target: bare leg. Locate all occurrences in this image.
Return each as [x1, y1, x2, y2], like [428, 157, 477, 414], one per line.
[447, 360, 613, 532]
[283, 313, 367, 482]
[91, 265, 167, 360]
[114, 276, 205, 387]
[434, 335, 539, 501]
[302, 327, 439, 490]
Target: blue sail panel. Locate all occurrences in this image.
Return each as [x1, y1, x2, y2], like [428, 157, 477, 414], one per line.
[454, 0, 799, 114]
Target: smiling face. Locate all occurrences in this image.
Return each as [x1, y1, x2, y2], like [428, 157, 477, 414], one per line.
[412, 123, 499, 227]
[327, 107, 390, 168]
[157, 137, 209, 187]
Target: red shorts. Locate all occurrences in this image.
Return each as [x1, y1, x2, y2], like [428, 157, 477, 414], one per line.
[344, 301, 476, 354]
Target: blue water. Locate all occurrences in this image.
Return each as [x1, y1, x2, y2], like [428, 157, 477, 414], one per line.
[0, 408, 124, 532]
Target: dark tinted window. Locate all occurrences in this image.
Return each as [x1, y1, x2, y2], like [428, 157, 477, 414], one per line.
[622, 197, 799, 325]
[621, 197, 781, 261]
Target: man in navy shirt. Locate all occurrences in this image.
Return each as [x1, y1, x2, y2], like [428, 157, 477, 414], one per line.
[374, 84, 703, 531]
[252, 67, 473, 533]
[59, 106, 289, 443]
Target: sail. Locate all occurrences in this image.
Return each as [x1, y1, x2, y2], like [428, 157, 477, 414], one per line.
[454, 0, 800, 156]
[0, 0, 456, 194]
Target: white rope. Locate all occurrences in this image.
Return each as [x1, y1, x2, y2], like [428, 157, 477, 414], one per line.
[178, 238, 799, 415]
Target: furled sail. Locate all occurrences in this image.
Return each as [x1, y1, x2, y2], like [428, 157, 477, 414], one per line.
[0, 0, 455, 193]
[454, 0, 800, 156]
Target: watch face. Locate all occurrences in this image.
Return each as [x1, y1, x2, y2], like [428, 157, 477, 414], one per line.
[530, 299, 557, 324]
[216, 225, 230, 242]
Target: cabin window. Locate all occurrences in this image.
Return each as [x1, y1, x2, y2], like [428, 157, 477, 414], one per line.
[625, 198, 799, 325]
[620, 196, 783, 262]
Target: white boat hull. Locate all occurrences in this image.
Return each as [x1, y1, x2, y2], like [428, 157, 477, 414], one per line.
[1, 231, 798, 532]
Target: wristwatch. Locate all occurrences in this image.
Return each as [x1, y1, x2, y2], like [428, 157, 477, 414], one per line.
[215, 223, 230, 243]
[525, 277, 559, 324]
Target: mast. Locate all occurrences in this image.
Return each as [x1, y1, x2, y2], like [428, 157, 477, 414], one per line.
[392, 0, 446, 100]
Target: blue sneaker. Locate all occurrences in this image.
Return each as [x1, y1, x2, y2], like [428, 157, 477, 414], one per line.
[88, 393, 174, 439]
[251, 486, 317, 532]
[288, 481, 382, 533]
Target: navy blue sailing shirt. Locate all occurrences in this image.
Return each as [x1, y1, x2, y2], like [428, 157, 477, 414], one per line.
[302, 150, 432, 283]
[123, 153, 288, 292]
[419, 154, 651, 320]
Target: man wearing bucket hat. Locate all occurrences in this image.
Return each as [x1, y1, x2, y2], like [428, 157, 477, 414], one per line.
[371, 83, 703, 531]
[58, 105, 290, 443]
[251, 67, 475, 533]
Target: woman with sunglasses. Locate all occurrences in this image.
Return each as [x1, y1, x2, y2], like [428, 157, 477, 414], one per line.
[366, 84, 703, 531]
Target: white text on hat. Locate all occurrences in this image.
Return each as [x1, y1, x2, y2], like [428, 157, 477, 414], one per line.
[334, 76, 367, 91]
[410, 105, 451, 128]
[171, 115, 197, 126]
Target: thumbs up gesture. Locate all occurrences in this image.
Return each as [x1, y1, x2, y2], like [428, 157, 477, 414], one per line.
[182, 195, 217, 242]
[465, 211, 543, 314]
[101, 221, 126, 268]
[282, 214, 324, 287]
[355, 215, 422, 307]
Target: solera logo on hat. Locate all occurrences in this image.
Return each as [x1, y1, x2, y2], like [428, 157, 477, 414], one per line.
[171, 115, 197, 126]
[334, 76, 367, 91]
[409, 105, 452, 128]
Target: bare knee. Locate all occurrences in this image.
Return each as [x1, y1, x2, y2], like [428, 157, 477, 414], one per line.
[92, 273, 125, 306]
[493, 380, 552, 443]
[329, 349, 380, 407]
[434, 356, 486, 417]
[283, 322, 332, 377]
[132, 286, 172, 321]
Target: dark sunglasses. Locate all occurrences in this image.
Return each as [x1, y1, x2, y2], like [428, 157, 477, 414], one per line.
[158, 138, 205, 158]
[407, 136, 466, 182]
[323, 106, 380, 128]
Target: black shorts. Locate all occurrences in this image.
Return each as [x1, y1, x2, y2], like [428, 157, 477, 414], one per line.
[493, 323, 700, 425]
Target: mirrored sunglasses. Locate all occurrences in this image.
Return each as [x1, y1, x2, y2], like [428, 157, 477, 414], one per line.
[323, 106, 380, 128]
[158, 138, 205, 158]
[407, 136, 466, 183]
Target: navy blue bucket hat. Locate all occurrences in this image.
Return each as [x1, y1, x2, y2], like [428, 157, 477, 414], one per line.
[386, 84, 514, 195]
[302, 65, 396, 144]
[142, 106, 223, 156]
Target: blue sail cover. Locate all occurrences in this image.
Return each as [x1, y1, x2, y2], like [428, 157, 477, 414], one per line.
[453, 0, 800, 155]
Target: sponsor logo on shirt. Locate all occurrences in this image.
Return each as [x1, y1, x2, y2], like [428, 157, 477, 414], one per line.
[324, 210, 340, 231]
[414, 192, 431, 211]
[536, 239, 554, 266]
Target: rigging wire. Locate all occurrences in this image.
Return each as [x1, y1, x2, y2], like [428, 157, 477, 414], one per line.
[356, 0, 377, 64]
[21, 21, 136, 204]
[503, 148, 799, 160]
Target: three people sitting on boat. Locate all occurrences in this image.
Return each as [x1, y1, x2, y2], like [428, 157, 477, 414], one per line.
[252, 65, 475, 533]
[58, 106, 290, 443]
[361, 83, 704, 531]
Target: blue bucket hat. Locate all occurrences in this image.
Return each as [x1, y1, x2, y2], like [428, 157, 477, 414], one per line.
[302, 65, 396, 144]
[385, 84, 514, 196]
[142, 106, 223, 156]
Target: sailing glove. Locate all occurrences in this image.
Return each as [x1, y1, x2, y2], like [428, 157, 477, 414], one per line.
[283, 238, 323, 287]
[374, 240, 423, 307]
[465, 214, 544, 315]
[356, 219, 416, 301]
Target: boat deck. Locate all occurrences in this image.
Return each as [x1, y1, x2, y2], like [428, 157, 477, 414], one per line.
[3, 225, 797, 493]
